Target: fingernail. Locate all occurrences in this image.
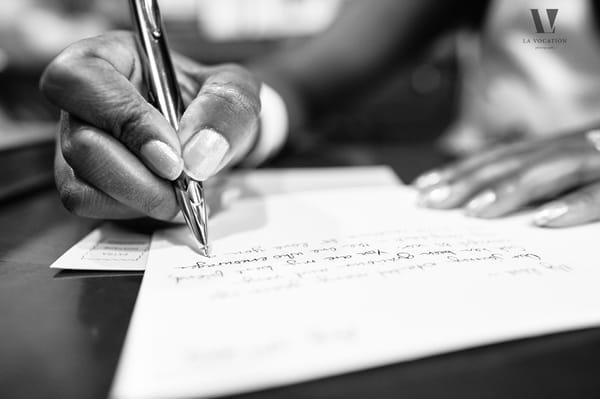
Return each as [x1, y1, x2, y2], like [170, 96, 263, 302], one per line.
[534, 202, 569, 227]
[413, 171, 443, 190]
[140, 140, 183, 181]
[183, 129, 230, 181]
[420, 185, 452, 206]
[586, 129, 600, 151]
[465, 190, 497, 216]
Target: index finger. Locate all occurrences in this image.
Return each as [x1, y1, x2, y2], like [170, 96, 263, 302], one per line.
[40, 31, 183, 180]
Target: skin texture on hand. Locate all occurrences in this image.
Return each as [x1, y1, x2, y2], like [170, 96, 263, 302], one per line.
[413, 130, 600, 228]
[40, 31, 261, 221]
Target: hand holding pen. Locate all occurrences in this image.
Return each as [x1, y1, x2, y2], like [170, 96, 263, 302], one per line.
[40, 30, 261, 238]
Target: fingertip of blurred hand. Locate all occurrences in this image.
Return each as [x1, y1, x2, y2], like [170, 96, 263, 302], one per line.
[418, 184, 453, 208]
[533, 202, 570, 227]
[464, 190, 497, 218]
[413, 170, 443, 191]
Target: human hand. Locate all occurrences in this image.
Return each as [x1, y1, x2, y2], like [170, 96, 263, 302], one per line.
[413, 130, 600, 227]
[40, 31, 261, 221]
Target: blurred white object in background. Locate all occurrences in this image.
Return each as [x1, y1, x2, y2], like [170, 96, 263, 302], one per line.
[159, 0, 198, 21]
[195, 0, 342, 41]
[0, 0, 111, 67]
[444, 0, 600, 155]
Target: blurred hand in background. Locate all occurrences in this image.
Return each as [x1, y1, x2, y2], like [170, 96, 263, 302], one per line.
[415, 130, 600, 228]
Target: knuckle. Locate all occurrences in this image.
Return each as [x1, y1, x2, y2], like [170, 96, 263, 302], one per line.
[89, 31, 138, 78]
[70, 31, 133, 62]
[202, 82, 261, 118]
[40, 47, 82, 98]
[40, 31, 137, 104]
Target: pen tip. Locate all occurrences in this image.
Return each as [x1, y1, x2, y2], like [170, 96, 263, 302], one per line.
[197, 244, 210, 257]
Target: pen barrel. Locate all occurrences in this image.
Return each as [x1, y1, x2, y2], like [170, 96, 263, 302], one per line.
[129, 0, 183, 131]
[129, 0, 208, 251]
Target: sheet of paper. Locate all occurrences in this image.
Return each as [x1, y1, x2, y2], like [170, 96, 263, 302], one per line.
[50, 224, 152, 272]
[111, 186, 599, 399]
[51, 166, 399, 270]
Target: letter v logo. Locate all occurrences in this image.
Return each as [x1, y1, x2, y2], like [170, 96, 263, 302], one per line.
[530, 9, 559, 33]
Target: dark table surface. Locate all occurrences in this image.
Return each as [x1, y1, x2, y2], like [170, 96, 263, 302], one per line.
[1, 143, 599, 399]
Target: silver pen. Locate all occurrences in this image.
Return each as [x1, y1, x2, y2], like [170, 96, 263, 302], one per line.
[129, 0, 208, 255]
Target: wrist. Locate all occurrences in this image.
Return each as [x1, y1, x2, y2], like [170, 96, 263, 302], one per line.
[240, 83, 289, 167]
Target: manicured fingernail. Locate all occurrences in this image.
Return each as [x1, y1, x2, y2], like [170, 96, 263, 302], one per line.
[465, 190, 497, 216]
[420, 185, 451, 206]
[183, 129, 230, 181]
[413, 171, 443, 190]
[140, 140, 183, 181]
[586, 129, 600, 151]
[533, 202, 569, 227]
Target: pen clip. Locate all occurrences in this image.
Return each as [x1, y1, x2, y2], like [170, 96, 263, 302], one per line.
[130, 0, 183, 128]
[130, 0, 208, 253]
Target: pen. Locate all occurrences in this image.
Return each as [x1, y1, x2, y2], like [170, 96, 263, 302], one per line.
[129, 0, 209, 255]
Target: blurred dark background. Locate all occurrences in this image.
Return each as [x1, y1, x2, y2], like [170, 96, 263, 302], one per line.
[0, 0, 457, 145]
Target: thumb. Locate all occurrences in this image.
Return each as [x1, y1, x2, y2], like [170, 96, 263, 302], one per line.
[177, 65, 261, 181]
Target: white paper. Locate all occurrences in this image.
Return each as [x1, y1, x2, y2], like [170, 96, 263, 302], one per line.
[51, 166, 399, 270]
[50, 224, 152, 271]
[111, 186, 599, 399]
